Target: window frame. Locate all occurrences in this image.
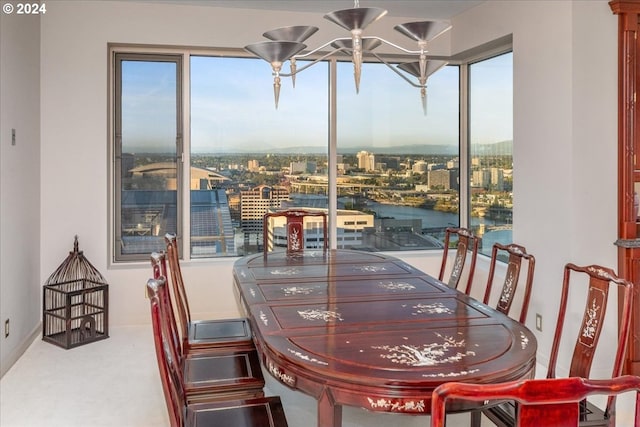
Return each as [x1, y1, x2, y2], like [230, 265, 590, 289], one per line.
[111, 50, 184, 262]
[109, 42, 512, 263]
[464, 50, 514, 257]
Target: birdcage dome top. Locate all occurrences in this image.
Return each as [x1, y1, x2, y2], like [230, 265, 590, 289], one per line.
[44, 236, 107, 285]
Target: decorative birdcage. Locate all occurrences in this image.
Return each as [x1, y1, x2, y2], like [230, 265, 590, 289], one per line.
[42, 236, 109, 349]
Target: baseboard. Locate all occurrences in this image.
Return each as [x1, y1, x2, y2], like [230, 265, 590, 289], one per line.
[0, 322, 41, 379]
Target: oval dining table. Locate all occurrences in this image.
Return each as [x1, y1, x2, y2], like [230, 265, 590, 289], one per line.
[233, 249, 537, 427]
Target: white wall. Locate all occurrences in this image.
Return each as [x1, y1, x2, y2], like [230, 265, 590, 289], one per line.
[452, 0, 618, 377]
[0, 10, 41, 376]
[0, 0, 620, 380]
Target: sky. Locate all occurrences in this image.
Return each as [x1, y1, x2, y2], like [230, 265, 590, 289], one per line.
[121, 52, 512, 154]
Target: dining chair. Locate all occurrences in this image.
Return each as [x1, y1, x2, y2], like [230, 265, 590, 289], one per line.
[437, 227, 479, 294]
[263, 209, 328, 259]
[146, 276, 266, 403]
[147, 277, 289, 427]
[482, 263, 634, 427]
[431, 376, 640, 427]
[482, 242, 535, 324]
[162, 234, 255, 353]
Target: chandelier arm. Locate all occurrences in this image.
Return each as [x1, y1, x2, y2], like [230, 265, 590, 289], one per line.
[291, 38, 353, 59]
[367, 36, 426, 55]
[280, 47, 350, 77]
[371, 52, 424, 88]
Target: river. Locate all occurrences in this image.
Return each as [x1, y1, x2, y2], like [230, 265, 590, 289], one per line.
[290, 194, 512, 248]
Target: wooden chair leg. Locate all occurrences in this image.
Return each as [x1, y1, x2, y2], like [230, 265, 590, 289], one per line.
[470, 409, 482, 427]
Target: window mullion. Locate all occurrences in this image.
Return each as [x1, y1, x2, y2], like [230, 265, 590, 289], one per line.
[181, 53, 190, 261]
[459, 63, 470, 229]
[328, 58, 338, 249]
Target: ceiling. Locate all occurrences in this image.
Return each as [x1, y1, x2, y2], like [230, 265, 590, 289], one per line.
[142, 1, 484, 19]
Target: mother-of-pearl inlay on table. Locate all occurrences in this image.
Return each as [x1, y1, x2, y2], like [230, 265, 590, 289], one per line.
[233, 249, 537, 427]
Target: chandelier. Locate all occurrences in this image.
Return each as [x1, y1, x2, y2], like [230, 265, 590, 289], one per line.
[244, 0, 451, 113]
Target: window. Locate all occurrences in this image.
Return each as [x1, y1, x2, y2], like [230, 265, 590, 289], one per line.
[337, 61, 460, 250]
[189, 56, 328, 257]
[113, 53, 182, 261]
[110, 46, 512, 262]
[468, 52, 513, 255]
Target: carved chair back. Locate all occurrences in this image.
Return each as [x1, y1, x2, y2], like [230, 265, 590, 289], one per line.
[263, 209, 328, 258]
[158, 237, 254, 352]
[151, 252, 182, 356]
[547, 263, 634, 423]
[164, 233, 191, 350]
[481, 264, 635, 427]
[438, 227, 479, 294]
[482, 243, 535, 324]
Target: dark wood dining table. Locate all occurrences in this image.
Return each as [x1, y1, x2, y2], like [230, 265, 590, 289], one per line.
[233, 249, 537, 427]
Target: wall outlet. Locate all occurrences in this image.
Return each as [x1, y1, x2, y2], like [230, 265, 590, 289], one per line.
[4, 319, 9, 338]
[535, 313, 542, 332]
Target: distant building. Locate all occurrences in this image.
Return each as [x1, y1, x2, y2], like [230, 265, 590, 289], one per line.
[361, 218, 444, 251]
[266, 208, 374, 250]
[128, 162, 229, 190]
[240, 185, 290, 232]
[490, 167, 505, 190]
[412, 160, 428, 173]
[376, 156, 400, 170]
[121, 188, 235, 256]
[357, 151, 375, 171]
[226, 191, 241, 223]
[472, 169, 491, 188]
[191, 189, 236, 256]
[428, 168, 458, 191]
[290, 160, 317, 174]
[247, 159, 260, 172]
[472, 168, 503, 190]
[335, 209, 375, 248]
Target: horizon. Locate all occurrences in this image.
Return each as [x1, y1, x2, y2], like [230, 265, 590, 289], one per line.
[122, 53, 512, 152]
[125, 138, 513, 156]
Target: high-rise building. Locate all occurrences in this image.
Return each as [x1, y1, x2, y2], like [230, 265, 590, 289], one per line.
[412, 160, 429, 173]
[472, 169, 491, 188]
[472, 168, 504, 190]
[490, 167, 505, 191]
[356, 151, 375, 171]
[240, 185, 290, 232]
[247, 159, 260, 172]
[428, 169, 459, 190]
